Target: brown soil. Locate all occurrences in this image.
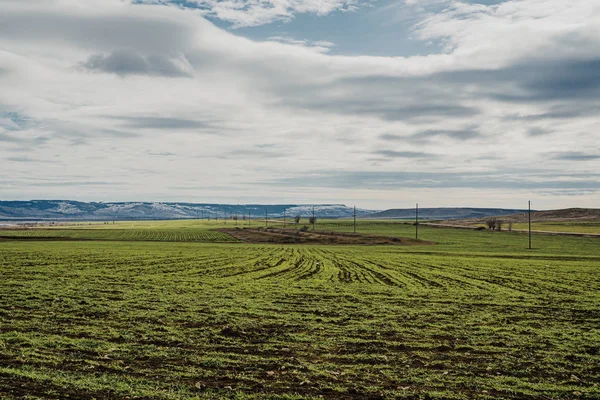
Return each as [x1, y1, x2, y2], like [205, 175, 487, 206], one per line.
[218, 227, 433, 245]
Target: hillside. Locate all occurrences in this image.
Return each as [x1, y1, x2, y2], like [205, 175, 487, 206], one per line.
[444, 208, 600, 225]
[0, 200, 375, 221]
[366, 207, 530, 220]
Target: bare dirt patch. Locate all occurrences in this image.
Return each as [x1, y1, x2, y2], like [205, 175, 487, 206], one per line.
[218, 227, 433, 245]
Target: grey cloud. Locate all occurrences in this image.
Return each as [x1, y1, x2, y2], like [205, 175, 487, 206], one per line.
[6, 156, 53, 163]
[550, 152, 600, 161]
[509, 104, 600, 121]
[41, 123, 140, 143]
[379, 134, 405, 141]
[373, 150, 436, 159]
[381, 128, 481, 142]
[259, 170, 600, 191]
[30, 181, 123, 187]
[109, 116, 217, 131]
[294, 57, 600, 126]
[527, 127, 551, 137]
[84, 49, 193, 77]
[146, 151, 177, 157]
[228, 148, 286, 158]
[101, 129, 140, 138]
[520, 59, 600, 101]
[0, 118, 21, 131]
[0, 132, 50, 148]
[371, 105, 478, 122]
[0, 8, 195, 53]
[539, 189, 600, 197]
[289, 95, 479, 121]
[435, 58, 600, 103]
[0, 119, 139, 152]
[419, 129, 480, 141]
[272, 74, 481, 123]
[0, 133, 23, 143]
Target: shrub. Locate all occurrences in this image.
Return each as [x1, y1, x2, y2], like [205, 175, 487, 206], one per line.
[485, 218, 497, 230]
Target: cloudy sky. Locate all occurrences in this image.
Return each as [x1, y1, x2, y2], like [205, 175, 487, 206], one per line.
[1, 0, 599, 209]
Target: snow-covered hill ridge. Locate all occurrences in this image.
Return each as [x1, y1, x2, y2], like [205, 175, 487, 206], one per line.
[0, 200, 376, 220]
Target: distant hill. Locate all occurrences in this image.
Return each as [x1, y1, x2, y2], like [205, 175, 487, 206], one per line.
[366, 207, 531, 220]
[0, 200, 376, 221]
[447, 208, 600, 224]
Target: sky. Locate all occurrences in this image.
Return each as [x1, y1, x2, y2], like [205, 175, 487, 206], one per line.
[0, 0, 599, 210]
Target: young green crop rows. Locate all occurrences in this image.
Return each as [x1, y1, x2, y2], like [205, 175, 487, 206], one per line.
[0, 228, 238, 243]
[1, 236, 599, 399]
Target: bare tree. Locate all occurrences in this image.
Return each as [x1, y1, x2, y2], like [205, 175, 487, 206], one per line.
[496, 219, 503, 231]
[295, 215, 301, 224]
[485, 217, 497, 231]
[309, 216, 317, 228]
[508, 221, 513, 232]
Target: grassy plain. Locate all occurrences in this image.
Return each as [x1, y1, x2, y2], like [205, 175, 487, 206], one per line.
[0, 221, 599, 399]
[511, 222, 600, 235]
[0, 220, 241, 242]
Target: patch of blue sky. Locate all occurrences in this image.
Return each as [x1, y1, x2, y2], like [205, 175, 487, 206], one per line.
[0, 112, 29, 131]
[131, 0, 510, 57]
[218, 3, 445, 57]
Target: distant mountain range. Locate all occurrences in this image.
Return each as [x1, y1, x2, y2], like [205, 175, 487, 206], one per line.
[366, 207, 532, 220]
[0, 201, 542, 222]
[0, 200, 375, 221]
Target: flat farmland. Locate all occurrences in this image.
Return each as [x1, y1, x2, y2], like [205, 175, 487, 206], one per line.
[511, 222, 600, 235]
[0, 228, 238, 243]
[0, 225, 599, 399]
[0, 220, 241, 243]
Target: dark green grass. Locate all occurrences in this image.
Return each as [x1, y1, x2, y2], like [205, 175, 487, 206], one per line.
[1, 233, 599, 399]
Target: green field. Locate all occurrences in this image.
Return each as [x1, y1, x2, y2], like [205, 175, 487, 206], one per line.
[1, 222, 599, 399]
[512, 222, 600, 235]
[0, 220, 240, 242]
[3, 218, 600, 247]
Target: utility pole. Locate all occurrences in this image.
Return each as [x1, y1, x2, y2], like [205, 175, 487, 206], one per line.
[415, 203, 419, 240]
[353, 205, 356, 233]
[528, 201, 532, 250]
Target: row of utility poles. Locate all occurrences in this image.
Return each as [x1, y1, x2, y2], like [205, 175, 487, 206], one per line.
[192, 201, 534, 249]
[192, 205, 354, 231]
[413, 201, 533, 249]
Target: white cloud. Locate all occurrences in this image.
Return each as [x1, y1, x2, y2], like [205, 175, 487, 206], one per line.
[266, 36, 336, 53]
[143, 0, 366, 28]
[0, 0, 599, 207]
